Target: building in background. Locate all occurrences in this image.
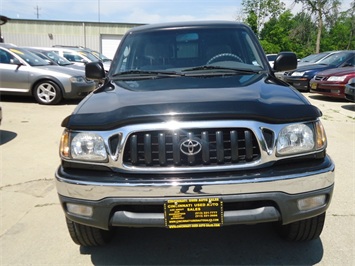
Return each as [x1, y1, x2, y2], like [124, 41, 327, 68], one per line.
[1, 18, 142, 59]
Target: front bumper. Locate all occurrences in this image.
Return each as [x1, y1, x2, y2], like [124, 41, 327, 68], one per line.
[283, 76, 310, 91]
[63, 82, 96, 99]
[310, 82, 345, 98]
[345, 86, 355, 102]
[56, 156, 335, 230]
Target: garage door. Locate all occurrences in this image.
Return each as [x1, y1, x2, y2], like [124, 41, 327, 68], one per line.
[101, 35, 122, 60]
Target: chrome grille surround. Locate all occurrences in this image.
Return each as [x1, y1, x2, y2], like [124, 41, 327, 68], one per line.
[314, 75, 327, 81]
[63, 119, 321, 174]
[123, 128, 260, 168]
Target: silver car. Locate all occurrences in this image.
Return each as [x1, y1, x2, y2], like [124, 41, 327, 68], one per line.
[0, 44, 96, 105]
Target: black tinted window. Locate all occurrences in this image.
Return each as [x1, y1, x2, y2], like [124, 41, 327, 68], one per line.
[112, 27, 264, 73]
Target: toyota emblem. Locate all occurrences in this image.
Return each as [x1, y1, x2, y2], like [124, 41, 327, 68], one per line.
[180, 139, 202, 156]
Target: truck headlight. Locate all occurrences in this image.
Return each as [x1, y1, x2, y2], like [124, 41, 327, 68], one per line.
[71, 132, 107, 161]
[276, 121, 326, 156]
[60, 130, 107, 162]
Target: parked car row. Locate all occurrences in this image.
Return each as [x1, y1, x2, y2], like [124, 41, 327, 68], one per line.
[297, 51, 340, 66]
[278, 50, 355, 102]
[25, 47, 85, 71]
[0, 43, 112, 105]
[50, 45, 112, 72]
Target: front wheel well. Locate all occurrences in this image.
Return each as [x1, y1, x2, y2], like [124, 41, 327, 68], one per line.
[32, 79, 64, 105]
[31, 78, 64, 96]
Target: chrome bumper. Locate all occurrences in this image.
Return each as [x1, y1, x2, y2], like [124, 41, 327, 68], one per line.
[56, 156, 335, 201]
[55, 156, 335, 229]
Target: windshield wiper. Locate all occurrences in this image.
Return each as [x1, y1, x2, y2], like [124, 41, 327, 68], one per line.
[181, 65, 262, 75]
[112, 70, 184, 80]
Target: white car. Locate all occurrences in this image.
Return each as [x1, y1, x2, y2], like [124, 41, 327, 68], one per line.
[266, 54, 278, 68]
[51, 46, 112, 72]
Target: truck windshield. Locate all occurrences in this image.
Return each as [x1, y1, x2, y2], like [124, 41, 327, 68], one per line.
[111, 27, 265, 75]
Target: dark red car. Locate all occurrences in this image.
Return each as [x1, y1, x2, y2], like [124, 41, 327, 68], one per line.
[310, 67, 355, 99]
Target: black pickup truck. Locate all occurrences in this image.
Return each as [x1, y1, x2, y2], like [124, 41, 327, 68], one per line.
[55, 21, 335, 246]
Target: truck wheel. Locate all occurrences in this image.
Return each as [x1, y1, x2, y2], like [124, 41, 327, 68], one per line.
[277, 212, 326, 241]
[33, 80, 62, 105]
[65, 217, 113, 246]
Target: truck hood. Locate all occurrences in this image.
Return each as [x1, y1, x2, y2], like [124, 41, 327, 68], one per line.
[63, 74, 322, 130]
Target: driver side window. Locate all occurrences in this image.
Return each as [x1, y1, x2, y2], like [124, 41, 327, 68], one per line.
[0, 50, 15, 64]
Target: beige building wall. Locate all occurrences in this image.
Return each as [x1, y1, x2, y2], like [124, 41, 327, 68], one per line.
[1, 19, 142, 56]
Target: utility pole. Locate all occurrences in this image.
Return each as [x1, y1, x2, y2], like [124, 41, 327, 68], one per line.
[34, 5, 41, 19]
[98, 0, 100, 23]
[98, 0, 101, 47]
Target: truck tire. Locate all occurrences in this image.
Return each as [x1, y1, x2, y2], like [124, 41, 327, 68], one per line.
[277, 212, 326, 241]
[65, 217, 113, 246]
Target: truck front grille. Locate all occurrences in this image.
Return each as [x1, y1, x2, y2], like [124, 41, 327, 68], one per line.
[123, 128, 260, 167]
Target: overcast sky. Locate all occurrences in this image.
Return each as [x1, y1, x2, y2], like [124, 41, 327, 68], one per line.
[1, 0, 353, 24]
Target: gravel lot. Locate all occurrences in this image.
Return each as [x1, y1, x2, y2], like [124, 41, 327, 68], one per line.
[0, 93, 354, 265]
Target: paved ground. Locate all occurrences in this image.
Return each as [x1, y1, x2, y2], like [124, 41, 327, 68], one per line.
[0, 93, 354, 265]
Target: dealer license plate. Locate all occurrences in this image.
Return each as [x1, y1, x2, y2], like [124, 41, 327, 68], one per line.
[311, 82, 317, 89]
[164, 198, 223, 229]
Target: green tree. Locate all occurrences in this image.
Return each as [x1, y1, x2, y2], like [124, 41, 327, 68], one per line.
[288, 12, 317, 57]
[294, 0, 341, 53]
[260, 10, 294, 53]
[343, 0, 355, 49]
[242, 0, 285, 36]
[245, 10, 258, 34]
[323, 10, 355, 50]
[240, 0, 353, 57]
